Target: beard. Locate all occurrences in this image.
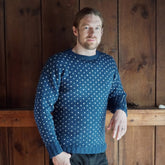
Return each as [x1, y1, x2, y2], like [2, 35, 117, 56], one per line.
[78, 36, 101, 50]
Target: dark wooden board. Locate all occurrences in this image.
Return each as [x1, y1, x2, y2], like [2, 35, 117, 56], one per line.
[0, 128, 9, 165]
[0, 0, 6, 108]
[5, 0, 42, 108]
[42, 0, 79, 63]
[119, 0, 155, 107]
[9, 127, 44, 165]
[157, 0, 165, 105]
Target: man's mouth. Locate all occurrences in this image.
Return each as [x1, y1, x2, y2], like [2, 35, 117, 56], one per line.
[87, 38, 96, 41]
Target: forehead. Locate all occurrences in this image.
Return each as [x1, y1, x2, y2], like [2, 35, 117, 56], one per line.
[79, 14, 102, 27]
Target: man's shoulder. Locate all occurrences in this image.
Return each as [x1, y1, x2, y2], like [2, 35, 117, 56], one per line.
[97, 50, 116, 64]
[49, 49, 71, 61]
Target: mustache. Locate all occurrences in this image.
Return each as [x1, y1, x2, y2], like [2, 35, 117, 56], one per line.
[86, 37, 96, 39]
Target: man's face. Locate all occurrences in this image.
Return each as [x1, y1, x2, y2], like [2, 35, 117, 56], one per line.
[73, 14, 103, 50]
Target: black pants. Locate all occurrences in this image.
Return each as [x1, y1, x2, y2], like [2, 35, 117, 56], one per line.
[49, 152, 108, 165]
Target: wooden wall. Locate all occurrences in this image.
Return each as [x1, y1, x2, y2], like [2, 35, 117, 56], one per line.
[0, 0, 165, 165]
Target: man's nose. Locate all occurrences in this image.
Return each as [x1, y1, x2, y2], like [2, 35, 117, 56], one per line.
[88, 27, 94, 35]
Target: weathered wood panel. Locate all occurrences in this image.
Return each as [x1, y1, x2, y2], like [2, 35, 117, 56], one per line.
[45, 148, 50, 165]
[5, 0, 41, 108]
[0, 110, 36, 127]
[0, 128, 9, 165]
[119, 126, 155, 165]
[119, 0, 155, 107]
[42, 0, 79, 63]
[105, 129, 118, 165]
[157, 0, 165, 105]
[80, 0, 118, 61]
[156, 126, 165, 165]
[0, 0, 6, 108]
[9, 127, 44, 165]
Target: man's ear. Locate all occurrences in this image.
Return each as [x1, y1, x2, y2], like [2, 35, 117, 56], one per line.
[101, 28, 103, 36]
[72, 26, 78, 37]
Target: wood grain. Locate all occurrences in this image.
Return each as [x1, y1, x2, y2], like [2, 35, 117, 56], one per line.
[0, 0, 6, 108]
[119, 126, 155, 165]
[42, 0, 78, 63]
[105, 129, 118, 165]
[45, 147, 50, 165]
[156, 126, 165, 165]
[5, 0, 42, 108]
[9, 127, 44, 165]
[0, 110, 36, 127]
[157, 0, 165, 105]
[119, 0, 155, 107]
[106, 110, 165, 126]
[0, 128, 9, 165]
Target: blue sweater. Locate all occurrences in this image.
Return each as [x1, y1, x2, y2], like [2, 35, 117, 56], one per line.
[34, 49, 127, 158]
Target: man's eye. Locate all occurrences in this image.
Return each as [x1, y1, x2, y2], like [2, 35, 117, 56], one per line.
[96, 27, 101, 30]
[84, 26, 89, 29]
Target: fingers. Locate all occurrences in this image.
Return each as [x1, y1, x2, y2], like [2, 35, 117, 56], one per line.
[68, 153, 71, 159]
[107, 117, 114, 130]
[52, 152, 71, 165]
[112, 120, 119, 139]
[116, 125, 127, 140]
[113, 125, 124, 140]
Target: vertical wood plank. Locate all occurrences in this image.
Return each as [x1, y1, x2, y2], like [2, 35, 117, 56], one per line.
[156, 126, 165, 165]
[119, 126, 155, 165]
[42, 0, 79, 63]
[80, 0, 118, 61]
[45, 148, 50, 165]
[9, 127, 45, 165]
[119, 0, 155, 107]
[0, 0, 6, 108]
[0, 128, 9, 165]
[105, 129, 118, 165]
[157, 0, 165, 105]
[5, 0, 42, 108]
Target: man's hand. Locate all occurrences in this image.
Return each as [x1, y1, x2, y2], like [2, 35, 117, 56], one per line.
[52, 152, 71, 165]
[107, 109, 127, 140]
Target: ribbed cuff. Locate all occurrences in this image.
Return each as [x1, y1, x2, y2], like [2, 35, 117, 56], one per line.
[46, 141, 63, 158]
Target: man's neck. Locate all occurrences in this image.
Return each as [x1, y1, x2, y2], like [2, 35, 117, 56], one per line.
[72, 45, 96, 56]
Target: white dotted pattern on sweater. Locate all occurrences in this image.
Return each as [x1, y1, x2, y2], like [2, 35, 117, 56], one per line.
[34, 50, 127, 156]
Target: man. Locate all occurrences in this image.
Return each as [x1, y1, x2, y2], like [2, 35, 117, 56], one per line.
[34, 7, 127, 165]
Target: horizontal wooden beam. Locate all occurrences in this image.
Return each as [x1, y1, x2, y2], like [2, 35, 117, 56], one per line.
[0, 110, 36, 127]
[0, 109, 165, 127]
[106, 109, 165, 126]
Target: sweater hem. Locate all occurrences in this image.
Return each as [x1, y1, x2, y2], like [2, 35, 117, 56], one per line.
[62, 143, 107, 154]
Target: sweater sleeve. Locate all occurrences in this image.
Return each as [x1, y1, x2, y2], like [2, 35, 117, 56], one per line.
[34, 57, 63, 158]
[107, 63, 127, 116]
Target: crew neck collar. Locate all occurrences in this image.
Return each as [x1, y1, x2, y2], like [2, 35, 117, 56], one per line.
[69, 49, 100, 61]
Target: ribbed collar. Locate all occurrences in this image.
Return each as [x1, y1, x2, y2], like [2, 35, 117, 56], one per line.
[69, 49, 100, 61]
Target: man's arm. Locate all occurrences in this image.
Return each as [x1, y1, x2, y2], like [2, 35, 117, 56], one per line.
[34, 57, 63, 158]
[107, 60, 127, 140]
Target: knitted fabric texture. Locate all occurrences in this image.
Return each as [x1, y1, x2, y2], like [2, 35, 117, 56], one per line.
[34, 49, 127, 158]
